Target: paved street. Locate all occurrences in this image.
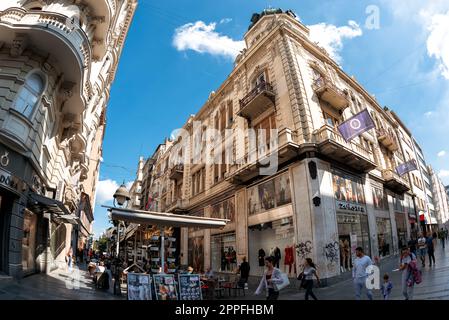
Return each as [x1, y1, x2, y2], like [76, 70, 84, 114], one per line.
[1, 245, 448, 300]
[229, 244, 449, 300]
[0, 264, 124, 300]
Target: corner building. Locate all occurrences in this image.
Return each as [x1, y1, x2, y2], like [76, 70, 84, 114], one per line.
[0, 0, 136, 278]
[141, 9, 429, 282]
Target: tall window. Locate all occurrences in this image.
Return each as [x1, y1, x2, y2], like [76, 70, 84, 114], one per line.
[13, 73, 45, 118]
[323, 111, 339, 128]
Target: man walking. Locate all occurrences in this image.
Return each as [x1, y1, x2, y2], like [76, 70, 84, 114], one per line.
[352, 247, 373, 300]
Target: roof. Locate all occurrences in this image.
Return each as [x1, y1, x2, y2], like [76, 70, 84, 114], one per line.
[104, 206, 228, 228]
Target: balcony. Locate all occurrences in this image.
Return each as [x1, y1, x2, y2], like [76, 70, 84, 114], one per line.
[376, 128, 399, 152]
[226, 128, 299, 184]
[314, 125, 376, 172]
[238, 81, 275, 121]
[167, 198, 189, 213]
[312, 77, 349, 111]
[382, 169, 409, 194]
[169, 164, 184, 181]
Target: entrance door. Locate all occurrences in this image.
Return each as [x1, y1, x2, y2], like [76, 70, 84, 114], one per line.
[22, 209, 37, 274]
[0, 193, 14, 273]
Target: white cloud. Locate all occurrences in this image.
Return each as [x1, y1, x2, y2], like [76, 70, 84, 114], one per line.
[308, 20, 363, 63]
[173, 21, 245, 59]
[439, 170, 449, 178]
[438, 150, 446, 157]
[424, 111, 434, 117]
[424, 10, 449, 79]
[95, 179, 133, 205]
[220, 18, 232, 24]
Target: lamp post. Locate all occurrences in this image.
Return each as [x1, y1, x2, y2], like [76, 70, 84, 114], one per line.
[111, 183, 130, 296]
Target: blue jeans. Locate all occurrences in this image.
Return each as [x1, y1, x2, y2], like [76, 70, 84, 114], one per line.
[354, 277, 373, 300]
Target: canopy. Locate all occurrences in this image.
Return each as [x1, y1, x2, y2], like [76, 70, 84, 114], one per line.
[103, 206, 228, 229]
[28, 193, 79, 225]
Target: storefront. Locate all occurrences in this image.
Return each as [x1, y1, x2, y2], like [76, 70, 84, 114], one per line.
[0, 189, 14, 273]
[210, 232, 236, 273]
[22, 209, 38, 274]
[393, 195, 407, 249]
[188, 236, 204, 272]
[333, 169, 370, 272]
[246, 171, 295, 276]
[248, 217, 295, 276]
[372, 185, 393, 258]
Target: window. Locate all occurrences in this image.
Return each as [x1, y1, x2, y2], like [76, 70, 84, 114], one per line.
[253, 72, 266, 87]
[253, 113, 276, 153]
[323, 111, 339, 128]
[227, 101, 233, 126]
[13, 73, 45, 118]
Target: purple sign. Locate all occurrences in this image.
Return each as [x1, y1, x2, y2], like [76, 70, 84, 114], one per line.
[396, 159, 418, 176]
[337, 109, 375, 142]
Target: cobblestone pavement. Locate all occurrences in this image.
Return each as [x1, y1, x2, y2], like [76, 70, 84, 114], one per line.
[0, 263, 124, 300]
[1, 244, 448, 300]
[227, 244, 449, 300]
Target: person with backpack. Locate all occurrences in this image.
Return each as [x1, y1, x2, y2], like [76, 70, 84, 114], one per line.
[427, 233, 436, 267]
[255, 256, 283, 300]
[417, 232, 427, 267]
[399, 247, 420, 300]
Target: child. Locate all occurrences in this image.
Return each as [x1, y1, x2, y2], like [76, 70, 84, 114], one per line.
[381, 273, 393, 300]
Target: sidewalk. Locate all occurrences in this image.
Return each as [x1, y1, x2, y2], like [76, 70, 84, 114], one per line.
[0, 262, 124, 300]
[227, 244, 449, 300]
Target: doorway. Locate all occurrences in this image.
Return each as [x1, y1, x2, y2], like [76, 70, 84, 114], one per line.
[0, 193, 14, 274]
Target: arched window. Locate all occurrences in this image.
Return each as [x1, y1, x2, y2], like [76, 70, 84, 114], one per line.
[13, 73, 45, 118]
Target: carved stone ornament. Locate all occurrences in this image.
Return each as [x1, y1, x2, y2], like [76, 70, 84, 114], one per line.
[0, 151, 9, 167]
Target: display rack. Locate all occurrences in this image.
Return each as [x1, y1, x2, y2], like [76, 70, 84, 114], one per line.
[149, 235, 161, 273]
[166, 236, 177, 273]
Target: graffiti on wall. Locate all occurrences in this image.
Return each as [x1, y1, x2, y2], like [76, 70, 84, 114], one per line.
[324, 241, 339, 264]
[295, 241, 313, 259]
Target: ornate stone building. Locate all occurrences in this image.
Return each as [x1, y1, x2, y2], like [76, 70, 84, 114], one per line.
[0, 0, 137, 278]
[133, 9, 434, 282]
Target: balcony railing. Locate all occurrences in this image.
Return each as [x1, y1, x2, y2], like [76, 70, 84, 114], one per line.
[167, 198, 189, 212]
[169, 164, 184, 181]
[382, 169, 409, 193]
[312, 77, 349, 110]
[315, 125, 376, 172]
[238, 81, 275, 121]
[0, 8, 91, 68]
[226, 128, 299, 184]
[376, 128, 399, 152]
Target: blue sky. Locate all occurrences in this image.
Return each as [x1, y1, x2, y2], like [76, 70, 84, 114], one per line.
[92, 0, 449, 237]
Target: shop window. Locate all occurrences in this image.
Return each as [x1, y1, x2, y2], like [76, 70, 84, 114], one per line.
[211, 233, 236, 273]
[12, 73, 45, 118]
[332, 171, 366, 205]
[188, 236, 204, 273]
[247, 171, 292, 215]
[211, 197, 235, 222]
[372, 186, 388, 210]
[376, 218, 393, 257]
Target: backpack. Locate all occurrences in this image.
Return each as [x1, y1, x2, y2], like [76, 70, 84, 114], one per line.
[406, 254, 422, 287]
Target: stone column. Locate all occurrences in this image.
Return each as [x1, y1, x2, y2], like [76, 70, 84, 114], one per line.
[363, 175, 379, 259]
[8, 195, 25, 279]
[203, 206, 211, 270]
[387, 193, 399, 255]
[235, 189, 248, 262]
[180, 227, 188, 266]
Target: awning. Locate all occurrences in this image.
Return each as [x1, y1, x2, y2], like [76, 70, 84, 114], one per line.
[104, 206, 228, 229]
[28, 193, 78, 225]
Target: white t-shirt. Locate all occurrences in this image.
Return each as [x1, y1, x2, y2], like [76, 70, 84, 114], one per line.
[353, 255, 373, 278]
[417, 237, 426, 249]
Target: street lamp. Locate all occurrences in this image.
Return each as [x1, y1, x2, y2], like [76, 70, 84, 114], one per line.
[111, 183, 130, 296]
[113, 183, 131, 208]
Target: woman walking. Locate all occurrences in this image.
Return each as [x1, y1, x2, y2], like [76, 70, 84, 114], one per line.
[255, 256, 283, 300]
[428, 232, 437, 267]
[399, 247, 416, 300]
[303, 258, 320, 300]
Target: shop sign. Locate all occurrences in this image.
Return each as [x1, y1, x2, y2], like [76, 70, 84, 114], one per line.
[178, 274, 202, 300]
[0, 168, 22, 194]
[336, 200, 365, 213]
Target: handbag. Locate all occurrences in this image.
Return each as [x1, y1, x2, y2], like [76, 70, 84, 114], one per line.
[273, 272, 290, 291]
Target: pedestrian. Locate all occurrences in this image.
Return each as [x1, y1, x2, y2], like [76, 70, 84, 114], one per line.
[66, 246, 73, 272]
[302, 258, 320, 300]
[407, 236, 417, 257]
[352, 247, 373, 300]
[399, 247, 416, 300]
[237, 256, 250, 289]
[428, 233, 436, 267]
[381, 274, 393, 300]
[445, 228, 448, 242]
[255, 256, 283, 300]
[438, 228, 445, 249]
[417, 232, 427, 267]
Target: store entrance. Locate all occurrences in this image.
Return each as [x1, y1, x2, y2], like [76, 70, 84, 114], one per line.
[0, 193, 14, 274]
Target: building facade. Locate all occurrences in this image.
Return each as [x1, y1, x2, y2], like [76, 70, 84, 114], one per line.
[428, 166, 449, 230]
[0, 0, 137, 278]
[132, 9, 433, 282]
